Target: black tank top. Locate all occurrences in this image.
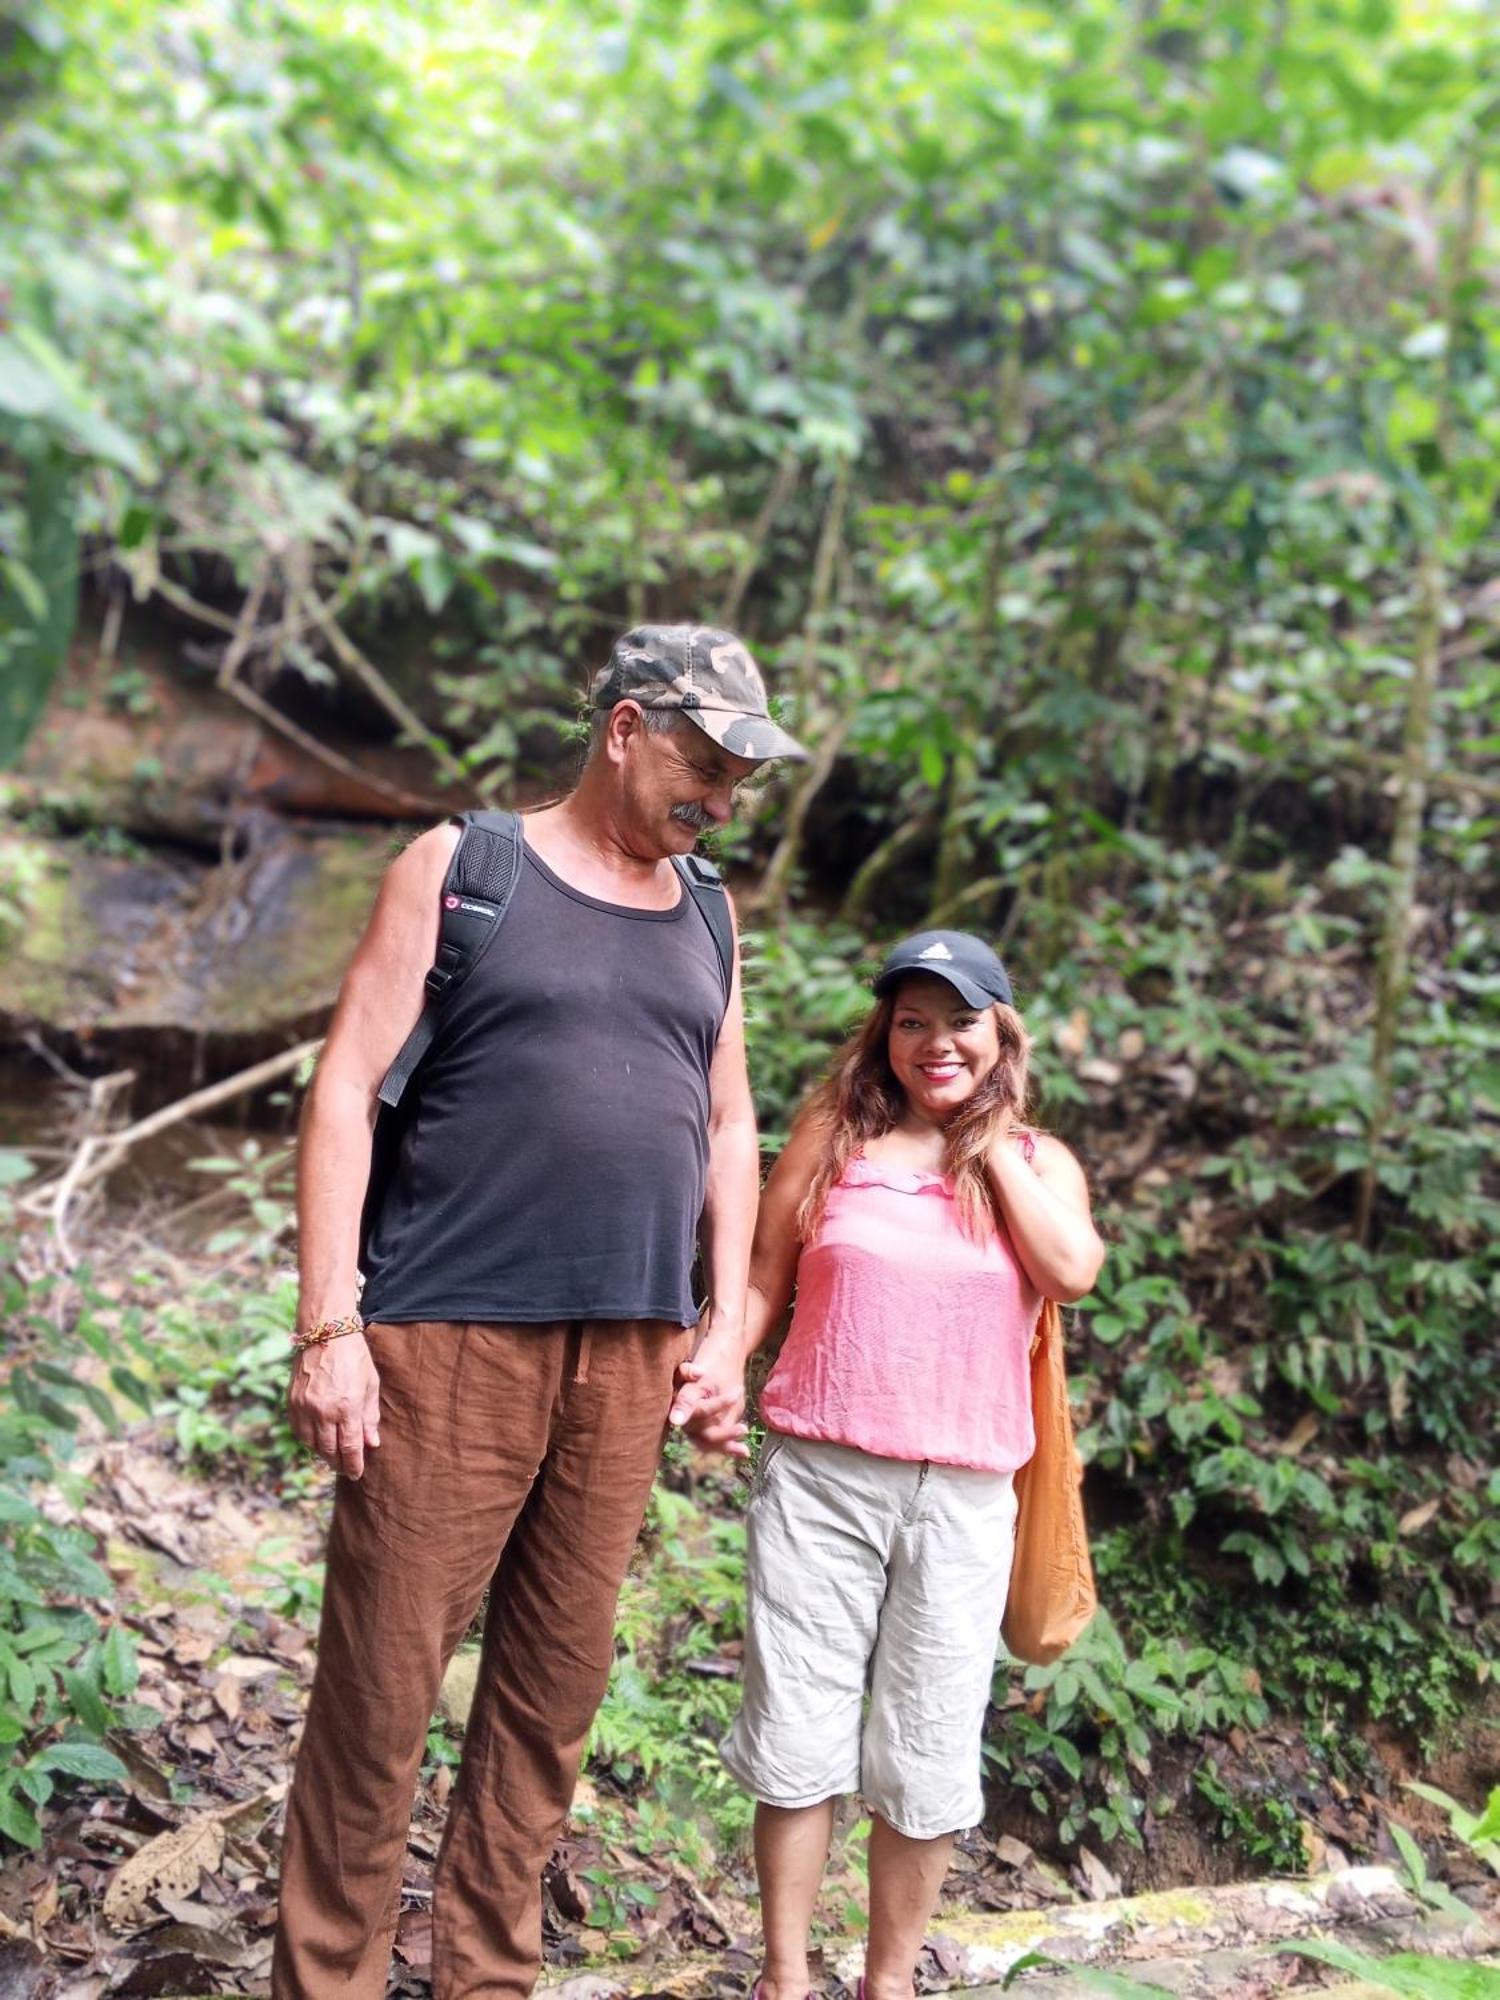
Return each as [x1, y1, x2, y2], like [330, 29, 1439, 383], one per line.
[360, 844, 726, 1327]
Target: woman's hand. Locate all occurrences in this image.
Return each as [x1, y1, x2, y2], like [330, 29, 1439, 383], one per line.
[670, 1309, 750, 1457]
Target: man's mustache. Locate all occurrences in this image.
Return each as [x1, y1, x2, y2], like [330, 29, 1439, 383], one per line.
[670, 801, 713, 831]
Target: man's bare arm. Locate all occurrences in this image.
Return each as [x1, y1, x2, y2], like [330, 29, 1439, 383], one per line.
[290, 822, 460, 1477]
[670, 893, 759, 1454]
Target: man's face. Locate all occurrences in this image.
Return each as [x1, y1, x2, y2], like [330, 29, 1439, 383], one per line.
[617, 708, 763, 854]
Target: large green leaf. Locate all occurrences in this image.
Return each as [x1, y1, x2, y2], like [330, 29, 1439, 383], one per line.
[32, 1741, 129, 1784]
[0, 329, 147, 475]
[1282, 1941, 1500, 1998]
[0, 443, 77, 767]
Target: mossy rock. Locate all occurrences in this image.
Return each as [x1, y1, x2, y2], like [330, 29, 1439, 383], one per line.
[0, 827, 389, 1045]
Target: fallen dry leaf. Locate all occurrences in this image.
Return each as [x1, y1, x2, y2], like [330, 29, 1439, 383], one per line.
[27, 1879, 58, 1935]
[1277, 1413, 1320, 1457]
[1397, 1497, 1441, 1536]
[1079, 1056, 1123, 1086]
[0, 1941, 46, 2000]
[106, 1734, 175, 1804]
[1073, 1846, 1121, 1902]
[392, 1909, 432, 1969]
[102, 1817, 227, 1929]
[215, 1654, 281, 1681]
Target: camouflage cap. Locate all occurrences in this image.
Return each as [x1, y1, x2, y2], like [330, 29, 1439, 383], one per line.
[590, 624, 809, 764]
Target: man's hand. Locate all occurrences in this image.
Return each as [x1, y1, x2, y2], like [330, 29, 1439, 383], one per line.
[289, 1333, 382, 1479]
[669, 1315, 749, 1458]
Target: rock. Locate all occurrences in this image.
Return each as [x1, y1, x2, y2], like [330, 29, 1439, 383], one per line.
[439, 1649, 482, 1730]
[15, 665, 464, 843]
[0, 827, 388, 1057]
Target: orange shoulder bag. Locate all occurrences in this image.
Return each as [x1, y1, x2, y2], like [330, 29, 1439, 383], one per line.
[1001, 1297, 1097, 1665]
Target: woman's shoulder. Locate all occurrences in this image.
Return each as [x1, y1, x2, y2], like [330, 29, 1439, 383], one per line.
[1018, 1128, 1091, 1189]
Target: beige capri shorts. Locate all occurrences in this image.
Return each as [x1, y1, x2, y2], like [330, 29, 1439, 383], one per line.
[721, 1432, 1019, 1840]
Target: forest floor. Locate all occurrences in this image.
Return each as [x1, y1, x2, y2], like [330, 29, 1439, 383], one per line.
[1, 1205, 1497, 2000]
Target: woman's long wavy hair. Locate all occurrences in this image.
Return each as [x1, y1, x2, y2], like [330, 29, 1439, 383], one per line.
[795, 988, 1035, 1243]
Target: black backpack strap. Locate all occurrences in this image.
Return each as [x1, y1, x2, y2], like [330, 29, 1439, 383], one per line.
[376, 809, 523, 1109]
[673, 851, 734, 1006]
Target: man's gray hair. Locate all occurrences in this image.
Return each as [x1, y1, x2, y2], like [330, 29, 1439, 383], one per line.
[586, 704, 684, 758]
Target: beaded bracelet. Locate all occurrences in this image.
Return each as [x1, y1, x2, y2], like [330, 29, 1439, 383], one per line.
[290, 1313, 365, 1350]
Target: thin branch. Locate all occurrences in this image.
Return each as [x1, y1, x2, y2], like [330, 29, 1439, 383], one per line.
[221, 675, 444, 816]
[840, 807, 938, 923]
[718, 450, 799, 628]
[27, 1039, 325, 1257]
[150, 569, 360, 653]
[24, 1069, 136, 1264]
[755, 711, 853, 917]
[299, 589, 483, 799]
[758, 459, 853, 915]
[196, 569, 444, 816]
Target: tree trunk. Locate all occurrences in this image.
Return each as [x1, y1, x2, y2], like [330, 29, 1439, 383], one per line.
[930, 335, 1024, 918]
[759, 458, 852, 917]
[1354, 141, 1479, 1242]
[1354, 545, 1442, 1243]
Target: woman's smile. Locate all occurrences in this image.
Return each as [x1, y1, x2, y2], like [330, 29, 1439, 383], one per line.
[887, 973, 1003, 1118]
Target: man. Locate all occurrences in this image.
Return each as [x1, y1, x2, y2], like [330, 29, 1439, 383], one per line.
[272, 626, 806, 2000]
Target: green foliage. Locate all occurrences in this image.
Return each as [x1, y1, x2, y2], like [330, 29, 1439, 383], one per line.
[1192, 1766, 1307, 1877]
[590, 1464, 753, 1849]
[0, 1161, 144, 1847]
[988, 1610, 1269, 1853]
[4, 0, 1499, 1882]
[1405, 1781, 1500, 1876]
[1387, 1816, 1476, 1922]
[132, 1142, 304, 1467]
[1279, 1939, 1500, 1999]
[741, 917, 873, 1142]
[1003, 1955, 1174, 1997]
[152, 1271, 300, 1469]
[0, 444, 78, 767]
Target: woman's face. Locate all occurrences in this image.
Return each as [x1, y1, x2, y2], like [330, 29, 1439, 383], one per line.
[886, 973, 1003, 1120]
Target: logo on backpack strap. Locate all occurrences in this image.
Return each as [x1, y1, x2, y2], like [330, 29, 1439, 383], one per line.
[443, 895, 498, 918]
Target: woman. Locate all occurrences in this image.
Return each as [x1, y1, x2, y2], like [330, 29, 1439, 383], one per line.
[722, 929, 1105, 2000]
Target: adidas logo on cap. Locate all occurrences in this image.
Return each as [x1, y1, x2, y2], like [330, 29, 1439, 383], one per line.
[918, 941, 954, 960]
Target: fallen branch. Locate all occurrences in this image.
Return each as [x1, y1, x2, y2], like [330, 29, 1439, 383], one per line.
[300, 590, 483, 800]
[32, 1070, 137, 1264]
[137, 572, 443, 815]
[207, 571, 443, 815]
[224, 665, 442, 816]
[27, 1040, 323, 1259]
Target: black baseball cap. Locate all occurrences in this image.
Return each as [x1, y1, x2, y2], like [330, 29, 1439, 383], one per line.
[873, 930, 1015, 1010]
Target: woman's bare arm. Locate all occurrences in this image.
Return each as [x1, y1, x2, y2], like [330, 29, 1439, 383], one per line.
[743, 1108, 830, 1354]
[986, 1131, 1105, 1303]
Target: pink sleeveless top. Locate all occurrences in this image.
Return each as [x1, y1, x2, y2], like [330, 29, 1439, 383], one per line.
[759, 1143, 1041, 1473]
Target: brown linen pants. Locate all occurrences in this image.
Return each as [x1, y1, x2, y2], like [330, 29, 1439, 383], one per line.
[272, 1317, 692, 2000]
